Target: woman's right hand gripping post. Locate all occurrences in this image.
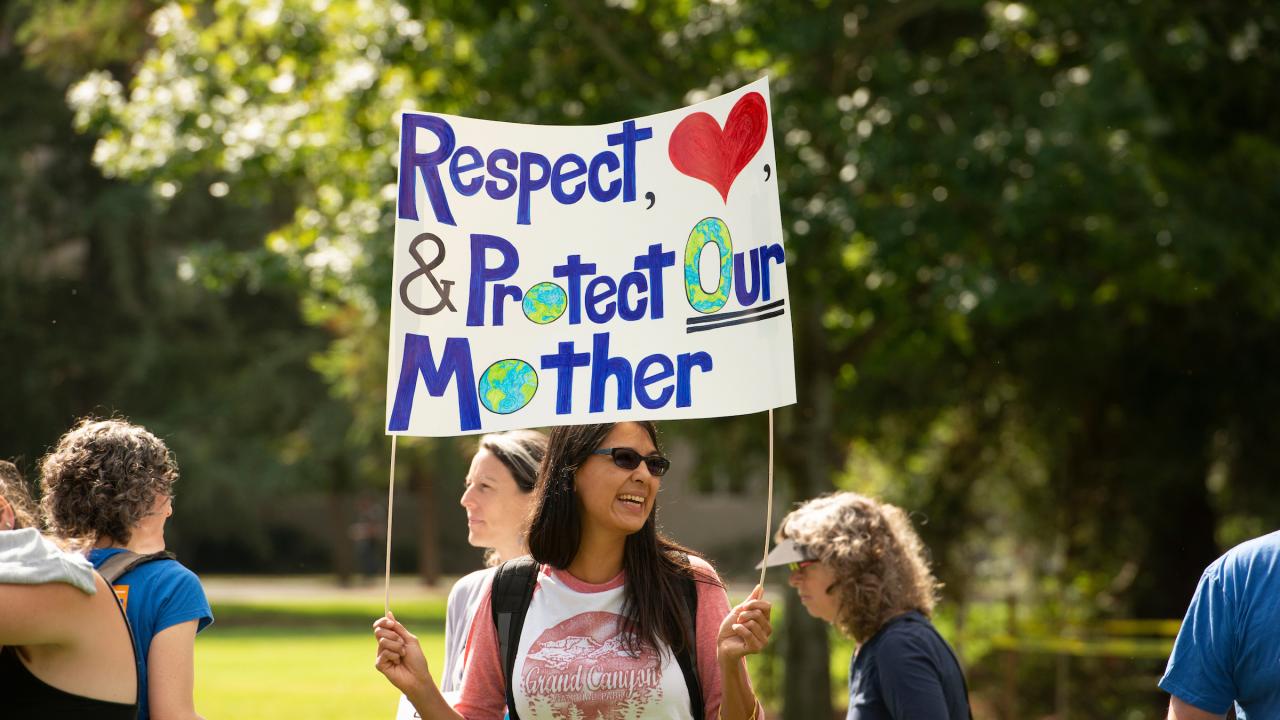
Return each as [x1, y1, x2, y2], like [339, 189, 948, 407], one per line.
[374, 611, 430, 697]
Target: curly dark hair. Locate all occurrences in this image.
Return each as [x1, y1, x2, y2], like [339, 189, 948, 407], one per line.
[0, 460, 39, 530]
[40, 417, 178, 545]
[779, 492, 940, 643]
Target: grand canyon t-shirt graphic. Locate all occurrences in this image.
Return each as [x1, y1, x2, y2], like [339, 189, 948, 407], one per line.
[520, 611, 663, 719]
[505, 566, 698, 719]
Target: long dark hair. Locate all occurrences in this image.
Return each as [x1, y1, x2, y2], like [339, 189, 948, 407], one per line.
[526, 421, 704, 656]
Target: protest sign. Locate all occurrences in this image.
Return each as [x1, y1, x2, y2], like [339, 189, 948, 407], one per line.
[386, 78, 795, 436]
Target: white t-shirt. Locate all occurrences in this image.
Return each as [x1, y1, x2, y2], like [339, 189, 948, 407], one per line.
[0, 528, 96, 594]
[509, 566, 694, 719]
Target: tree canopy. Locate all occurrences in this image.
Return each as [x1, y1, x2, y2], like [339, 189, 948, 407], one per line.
[5, 0, 1280, 715]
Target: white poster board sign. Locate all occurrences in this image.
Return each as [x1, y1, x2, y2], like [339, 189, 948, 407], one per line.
[386, 78, 795, 436]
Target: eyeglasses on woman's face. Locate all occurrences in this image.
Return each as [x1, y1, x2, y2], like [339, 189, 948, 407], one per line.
[590, 447, 671, 477]
[788, 559, 818, 573]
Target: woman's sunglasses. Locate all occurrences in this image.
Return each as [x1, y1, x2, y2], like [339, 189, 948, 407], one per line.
[788, 560, 818, 573]
[591, 447, 671, 476]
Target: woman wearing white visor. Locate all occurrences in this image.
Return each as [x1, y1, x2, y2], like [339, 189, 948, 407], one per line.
[759, 492, 972, 720]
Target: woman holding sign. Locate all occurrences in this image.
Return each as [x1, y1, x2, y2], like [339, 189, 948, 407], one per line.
[375, 421, 771, 720]
[399, 429, 546, 714]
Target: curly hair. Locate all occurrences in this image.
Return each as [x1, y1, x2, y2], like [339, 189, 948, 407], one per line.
[779, 492, 939, 642]
[40, 417, 178, 545]
[0, 460, 39, 530]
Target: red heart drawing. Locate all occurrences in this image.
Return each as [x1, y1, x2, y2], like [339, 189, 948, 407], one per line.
[668, 91, 768, 202]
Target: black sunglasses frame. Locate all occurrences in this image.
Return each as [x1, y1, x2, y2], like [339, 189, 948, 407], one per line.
[590, 447, 671, 476]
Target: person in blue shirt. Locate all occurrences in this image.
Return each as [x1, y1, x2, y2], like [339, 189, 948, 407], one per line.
[40, 418, 213, 720]
[758, 491, 971, 720]
[1160, 530, 1280, 720]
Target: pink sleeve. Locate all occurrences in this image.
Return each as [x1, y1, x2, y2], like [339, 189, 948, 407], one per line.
[690, 556, 761, 718]
[452, 590, 509, 720]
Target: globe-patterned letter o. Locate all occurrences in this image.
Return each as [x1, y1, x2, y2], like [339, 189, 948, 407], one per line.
[684, 217, 733, 314]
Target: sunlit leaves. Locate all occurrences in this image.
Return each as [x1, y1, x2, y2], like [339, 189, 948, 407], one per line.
[58, 0, 1280, 631]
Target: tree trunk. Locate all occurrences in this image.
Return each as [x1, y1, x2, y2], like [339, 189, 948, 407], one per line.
[781, 347, 838, 719]
[784, 592, 835, 719]
[1130, 461, 1218, 619]
[328, 490, 355, 587]
[413, 461, 441, 587]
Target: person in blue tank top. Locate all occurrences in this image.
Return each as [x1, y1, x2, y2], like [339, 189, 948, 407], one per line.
[1160, 530, 1280, 720]
[758, 492, 972, 720]
[41, 418, 213, 720]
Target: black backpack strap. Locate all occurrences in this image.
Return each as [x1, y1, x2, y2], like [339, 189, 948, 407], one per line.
[96, 568, 141, 706]
[490, 556, 539, 720]
[97, 550, 178, 584]
[674, 552, 704, 720]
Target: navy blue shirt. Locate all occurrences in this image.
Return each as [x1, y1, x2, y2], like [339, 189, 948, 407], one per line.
[847, 611, 971, 720]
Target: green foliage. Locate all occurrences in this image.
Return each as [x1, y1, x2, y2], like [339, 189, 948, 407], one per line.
[9, 0, 1280, 715]
[0, 0, 366, 567]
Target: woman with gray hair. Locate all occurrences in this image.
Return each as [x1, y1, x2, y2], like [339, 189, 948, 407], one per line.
[759, 491, 972, 719]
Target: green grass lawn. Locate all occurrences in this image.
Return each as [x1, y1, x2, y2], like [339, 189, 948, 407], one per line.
[195, 597, 447, 719]
[190, 583, 830, 718]
[190, 585, 1171, 718]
